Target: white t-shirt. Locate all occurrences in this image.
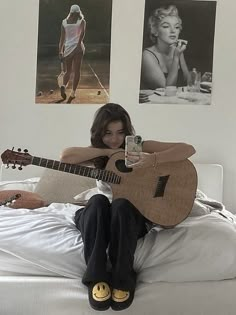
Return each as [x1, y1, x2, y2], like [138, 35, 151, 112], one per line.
[73, 180, 112, 204]
[96, 180, 113, 203]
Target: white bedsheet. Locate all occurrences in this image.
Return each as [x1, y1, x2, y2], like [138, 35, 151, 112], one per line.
[0, 194, 236, 283]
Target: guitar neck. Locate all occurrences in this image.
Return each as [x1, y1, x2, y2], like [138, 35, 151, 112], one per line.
[31, 156, 120, 184]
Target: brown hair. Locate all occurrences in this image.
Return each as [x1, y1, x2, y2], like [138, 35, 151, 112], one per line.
[90, 103, 135, 149]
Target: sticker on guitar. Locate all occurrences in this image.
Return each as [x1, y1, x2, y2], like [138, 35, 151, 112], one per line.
[0, 193, 21, 207]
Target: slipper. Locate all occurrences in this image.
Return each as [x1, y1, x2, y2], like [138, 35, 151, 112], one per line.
[88, 282, 111, 311]
[60, 86, 67, 100]
[111, 288, 135, 311]
[67, 95, 76, 104]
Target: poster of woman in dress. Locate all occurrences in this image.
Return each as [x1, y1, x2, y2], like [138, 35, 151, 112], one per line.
[139, 0, 217, 105]
[36, 0, 112, 105]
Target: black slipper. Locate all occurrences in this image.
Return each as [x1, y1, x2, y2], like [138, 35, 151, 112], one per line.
[88, 282, 111, 311]
[60, 86, 67, 100]
[111, 288, 135, 311]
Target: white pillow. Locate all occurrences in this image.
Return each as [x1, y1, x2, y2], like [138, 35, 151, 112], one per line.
[0, 178, 40, 192]
[35, 169, 96, 204]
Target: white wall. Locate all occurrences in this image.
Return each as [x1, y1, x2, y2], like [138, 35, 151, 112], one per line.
[1, 0, 236, 211]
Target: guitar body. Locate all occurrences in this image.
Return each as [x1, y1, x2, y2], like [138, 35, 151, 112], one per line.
[106, 152, 198, 226]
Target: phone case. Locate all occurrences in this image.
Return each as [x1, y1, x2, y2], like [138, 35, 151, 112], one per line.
[125, 135, 142, 167]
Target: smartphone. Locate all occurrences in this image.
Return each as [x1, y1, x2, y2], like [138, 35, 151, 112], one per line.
[125, 135, 142, 167]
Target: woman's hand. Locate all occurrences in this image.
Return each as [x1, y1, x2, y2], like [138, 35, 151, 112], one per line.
[173, 40, 187, 58]
[59, 52, 64, 60]
[126, 152, 155, 168]
[75, 42, 85, 54]
[139, 92, 150, 103]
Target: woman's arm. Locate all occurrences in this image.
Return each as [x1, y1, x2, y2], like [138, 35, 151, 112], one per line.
[165, 56, 180, 87]
[75, 19, 86, 53]
[141, 50, 167, 89]
[79, 20, 86, 45]
[166, 42, 188, 86]
[143, 140, 196, 162]
[59, 24, 65, 58]
[60, 146, 118, 164]
[128, 140, 196, 168]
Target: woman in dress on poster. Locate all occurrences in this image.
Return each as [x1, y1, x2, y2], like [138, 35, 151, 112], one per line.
[59, 4, 86, 103]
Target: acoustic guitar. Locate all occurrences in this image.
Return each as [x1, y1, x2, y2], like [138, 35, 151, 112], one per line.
[1, 148, 198, 227]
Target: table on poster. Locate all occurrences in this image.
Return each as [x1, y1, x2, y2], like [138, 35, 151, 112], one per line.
[140, 87, 211, 105]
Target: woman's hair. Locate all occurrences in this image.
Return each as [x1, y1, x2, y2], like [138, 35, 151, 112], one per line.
[67, 4, 84, 20]
[148, 5, 182, 43]
[90, 103, 135, 149]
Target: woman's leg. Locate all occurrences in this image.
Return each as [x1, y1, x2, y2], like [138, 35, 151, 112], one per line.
[72, 51, 84, 93]
[60, 55, 73, 99]
[74, 194, 111, 285]
[109, 198, 147, 291]
[67, 50, 84, 103]
[109, 198, 147, 310]
[63, 56, 73, 87]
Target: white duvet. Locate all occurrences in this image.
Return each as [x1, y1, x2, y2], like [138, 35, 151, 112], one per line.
[0, 191, 236, 283]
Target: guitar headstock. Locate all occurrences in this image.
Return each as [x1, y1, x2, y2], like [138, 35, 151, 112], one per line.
[1, 148, 32, 170]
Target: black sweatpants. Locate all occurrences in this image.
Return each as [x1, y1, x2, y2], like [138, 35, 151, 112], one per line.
[74, 194, 148, 291]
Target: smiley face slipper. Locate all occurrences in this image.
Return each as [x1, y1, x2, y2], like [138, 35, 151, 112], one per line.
[111, 288, 135, 311]
[88, 282, 111, 311]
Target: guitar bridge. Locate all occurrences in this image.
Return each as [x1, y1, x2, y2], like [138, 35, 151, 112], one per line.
[154, 175, 170, 197]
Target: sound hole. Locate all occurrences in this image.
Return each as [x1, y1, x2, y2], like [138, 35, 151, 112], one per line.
[115, 160, 132, 173]
[154, 175, 170, 197]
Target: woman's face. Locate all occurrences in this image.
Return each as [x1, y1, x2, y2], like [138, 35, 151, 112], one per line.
[156, 16, 181, 45]
[102, 121, 125, 149]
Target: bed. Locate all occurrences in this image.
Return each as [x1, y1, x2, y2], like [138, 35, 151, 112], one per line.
[1, 163, 236, 315]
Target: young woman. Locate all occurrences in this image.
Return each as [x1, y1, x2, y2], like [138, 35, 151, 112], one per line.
[141, 5, 190, 89]
[60, 103, 196, 311]
[59, 4, 86, 103]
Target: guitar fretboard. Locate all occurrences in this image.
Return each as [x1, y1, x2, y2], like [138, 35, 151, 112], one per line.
[31, 156, 121, 184]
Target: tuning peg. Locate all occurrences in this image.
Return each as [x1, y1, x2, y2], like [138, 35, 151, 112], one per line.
[12, 165, 16, 169]
[4, 164, 9, 169]
[24, 149, 28, 153]
[18, 166, 23, 170]
[18, 148, 21, 152]
[11, 147, 14, 151]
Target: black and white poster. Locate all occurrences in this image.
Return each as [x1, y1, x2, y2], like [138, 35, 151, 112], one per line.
[139, 0, 216, 105]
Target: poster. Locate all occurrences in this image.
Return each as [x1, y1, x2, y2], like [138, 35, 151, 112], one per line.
[139, 0, 216, 105]
[36, 0, 112, 104]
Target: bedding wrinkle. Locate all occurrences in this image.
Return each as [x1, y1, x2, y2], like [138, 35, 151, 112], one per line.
[0, 203, 87, 278]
